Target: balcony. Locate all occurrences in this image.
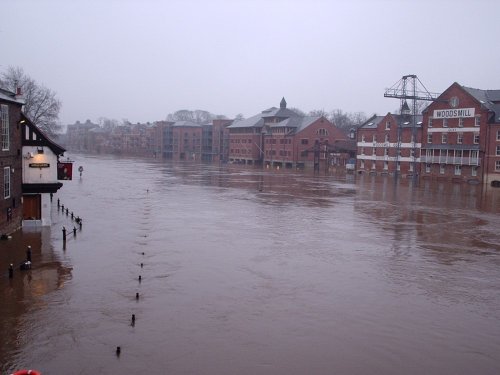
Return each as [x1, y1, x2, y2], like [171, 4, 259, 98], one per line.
[420, 155, 480, 166]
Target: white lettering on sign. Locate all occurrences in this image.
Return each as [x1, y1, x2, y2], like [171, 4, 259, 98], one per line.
[433, 108, 475, 118]
[428, 127, 479, 133]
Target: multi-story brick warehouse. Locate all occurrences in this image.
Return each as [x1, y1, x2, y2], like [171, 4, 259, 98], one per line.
[356, 112, 423, 176]
[227, 98, 347, 170]
[0, 88, 24, 235]
[420, 82, 500, 186]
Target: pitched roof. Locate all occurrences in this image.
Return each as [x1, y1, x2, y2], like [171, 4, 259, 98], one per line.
[359, 114, 422, 129]
[0, 88, 24, 105]
[359, 115, 385, 129]
[227, 113, 265, 129]
[21, 113, 66, 155]
[462, 86, 500, 121]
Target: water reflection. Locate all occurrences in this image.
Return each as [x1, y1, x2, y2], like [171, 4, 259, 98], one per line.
[1, 155, 500, 375]
[0, 229, 73, 372]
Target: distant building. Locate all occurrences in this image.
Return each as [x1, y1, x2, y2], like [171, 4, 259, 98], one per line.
[420, 82, 500, 185]
[211, 119, 233, 163]
[356, 113, 422, 176]
[0, 88, 24, 235]
[227, 98, 348, 170]
[65, 119, 100, 152]
[171, 121, 203, 161]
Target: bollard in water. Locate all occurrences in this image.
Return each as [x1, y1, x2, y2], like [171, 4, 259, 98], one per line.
[62, 226, 67, 242]
[136, 292, 139, 300]
[138, 275, 142, 282]
[73, 227, 77, 236]
[65, 208, 69, 216]
[131, 314, 136, 326]
[79, 219, 83, 229]
[140, 263, 143, 268]
[116, 346, 121, 356]
[26, 246, 32, 262]
[57, 198, 60, 208]
[61, 204, 64, 211]
[8, 263, 14, 279]
[50, 193, 53, 202]
[71, 212, 74, 219]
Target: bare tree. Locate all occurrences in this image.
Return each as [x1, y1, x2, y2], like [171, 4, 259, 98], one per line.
[98, 117, 119, 130]
[0, 66, 62, 136]
[289, 107, 305, 116]
[166, 109, 226, 124]
[308, 109, 329, 118]
[330, 109, 367, 130]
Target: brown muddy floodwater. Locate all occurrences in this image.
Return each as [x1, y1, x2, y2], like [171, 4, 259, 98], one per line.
[1, 154, 500, 375]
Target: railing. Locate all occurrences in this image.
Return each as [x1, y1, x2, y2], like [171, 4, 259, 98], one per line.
[420, 155, 480, 165]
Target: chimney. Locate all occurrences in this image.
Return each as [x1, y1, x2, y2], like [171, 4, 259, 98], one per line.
[15, 86, 25, 103]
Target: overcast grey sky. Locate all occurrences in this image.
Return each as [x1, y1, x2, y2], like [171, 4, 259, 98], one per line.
[2, 0, 499, 125]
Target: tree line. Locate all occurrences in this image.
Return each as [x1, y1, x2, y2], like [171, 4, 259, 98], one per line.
[0, 65, 368, 137]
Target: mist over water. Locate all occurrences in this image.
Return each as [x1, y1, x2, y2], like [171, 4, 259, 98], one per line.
[2, 154, 500, 375]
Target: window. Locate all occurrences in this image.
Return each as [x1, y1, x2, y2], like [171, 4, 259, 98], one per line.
[428, 118, 433, 128]
[384, 161, 388, 170]
[427, 133, 432, 143]
[360, 147, 365, 155]
[384, 134, 389, 143]
[457, 133, 463, 144]
[371, 162, 376, 170]
[496, 161, 500, 171]
[472, 166, 478, 177]
[372, 147, 376, 155]
[496, 145, 500, 156]
[443, 118, 448, 127]
[497, 130, 500, 141]
[409, 163, 414, 172]
[301, 139, 308, 145]
[385, 121, 390, 130]
[361, 134, 366, 142]
[425, 164, 431, 173]
[396, 161, 400, 171]
[360, 160, 365, 169]
[384, 148, 389, 156]
[454, 165, 462, 176]
[1, 105, 9, 151]
[474, 133, 480, 144]
[372, 135, 377, 143]
[441, 133, 448, 144]
[316, 128, 329, 136]
[475, 116, 481, 127]
[440, 164, 445, 174]
[300, 150, 308, 157]
[458, 118, 464, 127]
[3, 167, 10, 199]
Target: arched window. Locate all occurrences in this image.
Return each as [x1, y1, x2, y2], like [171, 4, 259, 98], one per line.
[316, 128, 329, 136]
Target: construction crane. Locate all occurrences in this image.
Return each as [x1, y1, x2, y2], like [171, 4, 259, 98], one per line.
[384, 75, 440, 179]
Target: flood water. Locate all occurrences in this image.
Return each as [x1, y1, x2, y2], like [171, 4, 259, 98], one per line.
[1, 154, 500, 375]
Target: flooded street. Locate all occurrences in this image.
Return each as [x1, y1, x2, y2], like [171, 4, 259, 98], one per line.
[2, 154, 500, 375]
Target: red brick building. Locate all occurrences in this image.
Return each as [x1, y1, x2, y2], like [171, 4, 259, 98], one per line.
[356, 113, 422, 176]
[171, 121, 203, 161]
[1, 88, 24, 235]
[211, 119, 233, 162]
[420, 82, 500, 185]
[228, 98, 347, 170]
